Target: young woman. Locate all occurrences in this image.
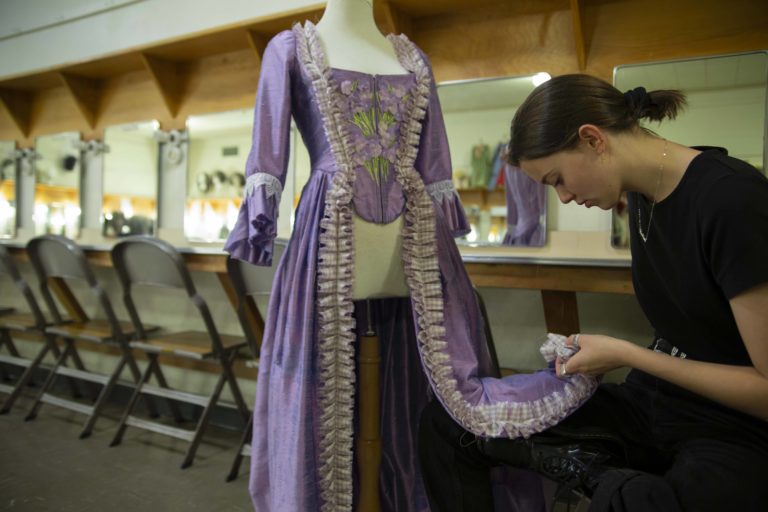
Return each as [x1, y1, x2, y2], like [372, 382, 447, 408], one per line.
[418, 74, 768, 511]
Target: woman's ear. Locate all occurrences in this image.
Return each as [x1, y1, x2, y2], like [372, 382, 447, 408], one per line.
[577, 124, 606, 154]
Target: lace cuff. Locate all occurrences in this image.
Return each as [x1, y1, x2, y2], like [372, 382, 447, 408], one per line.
[224, 172, 282, 266]
[425, 180, 471, 237]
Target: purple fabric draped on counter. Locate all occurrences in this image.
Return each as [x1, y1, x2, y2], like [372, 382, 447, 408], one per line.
[224, 21, 597, 512]
[503, 163, 547, 246]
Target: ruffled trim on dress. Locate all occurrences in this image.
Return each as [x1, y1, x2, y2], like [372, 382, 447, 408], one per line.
[223, 171, 280, 266]
[387, 33, 597, 438]
[293, 21, 357, 512]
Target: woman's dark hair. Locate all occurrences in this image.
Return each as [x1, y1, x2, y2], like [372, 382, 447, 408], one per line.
[507, 74, 687, 166]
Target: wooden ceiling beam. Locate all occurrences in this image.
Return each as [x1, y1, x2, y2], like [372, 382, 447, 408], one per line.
[245, 30, 269, 67]
[570, 0, 587, 71]
[375, 0, 412, 37]
[0, 89, 33, 137]
[58, 72, 102, 129]
[141, 53, 185, 118]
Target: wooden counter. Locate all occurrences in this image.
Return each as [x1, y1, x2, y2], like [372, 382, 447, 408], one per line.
[6, 243, 633, 339]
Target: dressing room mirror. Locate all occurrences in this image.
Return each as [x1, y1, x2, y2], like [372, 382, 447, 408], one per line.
[102, 121, 159, 237]
[186, 109, 306, 242]
[611, 51, 768, 248]
[438, 74, 549, 247]
[0, 140, 16, 238]
[33, 131, 82, 238]
[186, 110, 253, 242]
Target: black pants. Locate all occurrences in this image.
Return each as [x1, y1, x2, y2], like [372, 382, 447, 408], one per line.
[418, 370, 768, 512]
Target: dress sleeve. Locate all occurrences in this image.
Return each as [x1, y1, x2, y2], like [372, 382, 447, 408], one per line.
[415, 59, 471, 238]
[224, 31, 294, 266]
[701, 172, 768, 298]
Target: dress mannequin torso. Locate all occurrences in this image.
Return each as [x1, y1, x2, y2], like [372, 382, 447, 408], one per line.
[316, 0, 409, 300]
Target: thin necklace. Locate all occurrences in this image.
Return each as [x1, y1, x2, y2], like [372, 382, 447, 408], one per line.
[637, 139, 668, 243]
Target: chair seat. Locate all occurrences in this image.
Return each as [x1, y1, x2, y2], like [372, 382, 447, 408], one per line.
[0, 313, 40, 331]
[130, 330, 246, 360]
[46, 319, 147, 343]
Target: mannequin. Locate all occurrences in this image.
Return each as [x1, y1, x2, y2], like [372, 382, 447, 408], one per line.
[316, 0, 409, 300]
[317, 3, 410, 509]
[226, 3, 596, 509]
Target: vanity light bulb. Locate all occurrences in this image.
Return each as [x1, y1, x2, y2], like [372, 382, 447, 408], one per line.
[532, 72, 551, 87]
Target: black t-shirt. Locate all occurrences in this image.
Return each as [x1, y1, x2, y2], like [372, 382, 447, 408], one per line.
[628, 147, 768, 366]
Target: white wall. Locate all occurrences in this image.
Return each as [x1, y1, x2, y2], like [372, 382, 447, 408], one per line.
[103, 133, 158, 197]
[187, 130, 250, 198]
[648, 86, 765, 168]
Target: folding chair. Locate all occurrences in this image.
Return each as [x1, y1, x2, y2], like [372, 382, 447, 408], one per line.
[0, 244, 60, 411]
[224, 242, 284, 482]
[109, 235, 251, 469]
[23, 235, 150, 438]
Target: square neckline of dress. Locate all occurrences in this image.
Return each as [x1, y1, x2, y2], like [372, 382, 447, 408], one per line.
[303, 20, 414, 79]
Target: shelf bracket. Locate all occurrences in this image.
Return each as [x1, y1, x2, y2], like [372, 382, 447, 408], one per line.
[375, 0, 412, 37]
[570, 0, 587, 71]
[245, 30, 269, 66]
[58, 72, 102, 129]
[0, 88, 33, 138]
[141, 53, 184, 118]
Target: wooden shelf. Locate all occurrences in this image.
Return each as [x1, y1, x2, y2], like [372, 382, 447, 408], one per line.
[1, 1, 766, 144]
[457, 187, 507, 212]
[34, 183, 78, 203]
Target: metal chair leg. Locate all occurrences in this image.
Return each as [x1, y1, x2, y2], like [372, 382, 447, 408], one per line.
[25, 340, 73, 421]
[110, 355, 156, 447]
[152, 362, 185, 423]
[227, 414, 253, 482]
[67, 343, 100, 400]
[79, 355, 127, 439]
[180, 372, 227, 469]
[123, 349, 159, 418]
[0, 337, 52, 414]
[221, 351, 250, 422]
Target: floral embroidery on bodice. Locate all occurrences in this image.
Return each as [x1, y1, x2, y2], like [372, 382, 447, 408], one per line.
[330, 69, 417, 223]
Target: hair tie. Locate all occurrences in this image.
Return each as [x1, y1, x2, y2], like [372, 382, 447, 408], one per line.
[624, 86, 650, 115]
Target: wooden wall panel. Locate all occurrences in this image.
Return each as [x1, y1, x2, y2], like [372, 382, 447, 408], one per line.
[583, 0, 768, 76]
[414, 2, 580, 82]
[95, 70, 169, 133]
[1, 1, 768, 142]
[417, 0, 768, 83]
[27, 87, 91, 144]
[174, 49, 260, 122]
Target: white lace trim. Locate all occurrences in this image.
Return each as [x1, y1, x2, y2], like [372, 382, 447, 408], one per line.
[244, 172, 283, 201]
[425, 179, 457, 203]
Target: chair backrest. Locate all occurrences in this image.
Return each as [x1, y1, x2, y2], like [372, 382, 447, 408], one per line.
[27, 235, 96, 284]
[0, 244, 47, 328]
[26, 235, 123, 335]
[111, 236, 194, 293]
[111, 236, 225, 353]
[225, 242, 285, 356]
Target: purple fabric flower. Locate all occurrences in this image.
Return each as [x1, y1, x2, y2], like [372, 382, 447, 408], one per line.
[340, 79, 355, 95]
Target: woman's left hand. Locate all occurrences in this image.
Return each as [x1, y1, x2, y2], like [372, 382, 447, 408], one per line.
[556, 333, 638, 378]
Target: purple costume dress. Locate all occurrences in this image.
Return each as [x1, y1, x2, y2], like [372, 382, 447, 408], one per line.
[225, 22, 597, 512]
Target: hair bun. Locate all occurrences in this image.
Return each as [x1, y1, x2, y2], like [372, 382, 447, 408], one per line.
[623, 86, 650, 117]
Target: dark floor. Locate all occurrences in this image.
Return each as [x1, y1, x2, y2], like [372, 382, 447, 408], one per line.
[0, 392, 252, 511]
[0, 387, 586, 512]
